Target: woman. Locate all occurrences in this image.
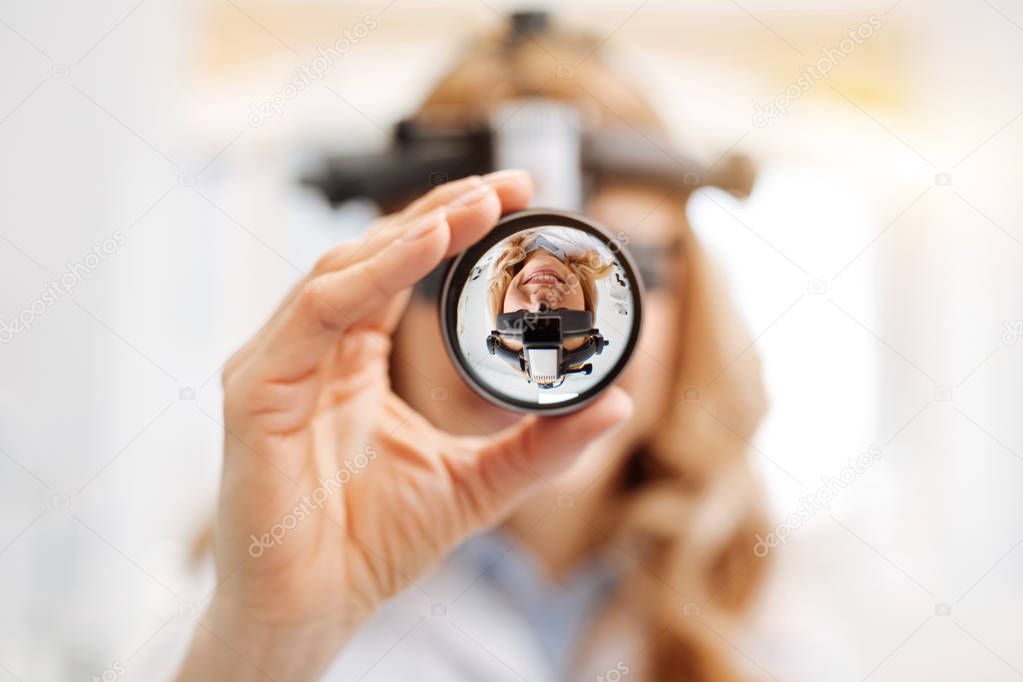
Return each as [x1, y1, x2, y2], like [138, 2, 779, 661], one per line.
[178, 17, 770, 682]
[488, 229, 614, 318]
[485, 229, 614, 387]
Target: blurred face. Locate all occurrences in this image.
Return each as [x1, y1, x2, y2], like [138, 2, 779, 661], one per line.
[501, 249, 586, 313]
[393, 183, 682, 458]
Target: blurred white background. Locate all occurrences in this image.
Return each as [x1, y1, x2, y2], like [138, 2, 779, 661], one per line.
[0, 0, 1021, 680]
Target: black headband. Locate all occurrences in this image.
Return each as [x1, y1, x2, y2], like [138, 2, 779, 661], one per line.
[494, 308, 595, 337]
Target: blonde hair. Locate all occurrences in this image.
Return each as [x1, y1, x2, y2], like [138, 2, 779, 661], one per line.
[405, 19, 771, 682]
[486, 233, 613, 322]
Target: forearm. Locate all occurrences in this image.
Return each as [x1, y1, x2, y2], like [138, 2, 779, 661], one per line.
[175, 599, 358, 682]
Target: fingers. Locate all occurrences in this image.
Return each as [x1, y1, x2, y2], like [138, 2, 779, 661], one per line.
[443, 170, 533, 256]
[253, 209, 452, 382]
[401, 170, 532, 222]
[451, 388, 634, 525]
[495, 387, 634, 477]
[401, 175, 485, 216]
[395, 169, 533, 257]
[352, 170, 532, 334]
[224, 171, 534, 399]
[303, 170, 533, 277]
[479, 169, 534, 214]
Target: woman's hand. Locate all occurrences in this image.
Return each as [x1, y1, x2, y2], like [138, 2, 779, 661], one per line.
[176, 172, 632, 681]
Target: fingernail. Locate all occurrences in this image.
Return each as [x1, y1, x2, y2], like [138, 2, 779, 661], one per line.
[483, 168, 530, 183]
[402, 210, 443, 242]
[451, 182, 494, 206]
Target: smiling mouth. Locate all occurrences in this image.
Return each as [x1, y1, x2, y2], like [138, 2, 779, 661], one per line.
[523, 269, 564, 285]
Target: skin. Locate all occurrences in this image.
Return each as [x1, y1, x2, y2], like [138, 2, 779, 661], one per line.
[501, 248, 586, 313]
[498, 248, 589, 355]
[175, 171, 634, 682]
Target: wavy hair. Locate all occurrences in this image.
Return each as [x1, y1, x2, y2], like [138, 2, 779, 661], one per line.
[486, 232, 614, 323]
[407, 19, 772, 682]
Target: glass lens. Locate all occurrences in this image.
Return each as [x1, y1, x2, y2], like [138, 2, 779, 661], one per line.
[442, 212, 642, 413]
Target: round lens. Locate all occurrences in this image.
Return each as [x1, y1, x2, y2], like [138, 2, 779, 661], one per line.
[440, 209, 643, 414]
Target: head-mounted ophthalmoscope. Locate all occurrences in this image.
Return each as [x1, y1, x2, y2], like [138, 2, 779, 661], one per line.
[299, 12, 754, 213]
[486, 305, 607, 389]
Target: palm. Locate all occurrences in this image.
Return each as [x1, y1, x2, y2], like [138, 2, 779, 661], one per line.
[218, 326, 472, 628]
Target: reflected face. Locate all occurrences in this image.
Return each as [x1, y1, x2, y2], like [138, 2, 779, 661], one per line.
[502, 249, 586, 313]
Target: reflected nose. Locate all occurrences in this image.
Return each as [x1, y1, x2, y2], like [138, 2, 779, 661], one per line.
[527, 292, 555, 311]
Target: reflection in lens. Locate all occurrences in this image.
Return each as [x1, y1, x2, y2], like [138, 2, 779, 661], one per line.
[442, 212, 642, 413]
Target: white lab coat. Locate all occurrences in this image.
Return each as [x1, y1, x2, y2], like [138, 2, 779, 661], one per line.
[321, 535, 640, 682]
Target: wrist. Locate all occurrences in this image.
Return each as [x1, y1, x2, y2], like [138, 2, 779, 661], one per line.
[176, 597, 363, 682]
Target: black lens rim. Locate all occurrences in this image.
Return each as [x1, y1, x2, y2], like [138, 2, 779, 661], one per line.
[439, 208, 644, 415]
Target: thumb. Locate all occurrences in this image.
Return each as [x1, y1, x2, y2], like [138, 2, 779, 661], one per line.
[455, 388, 633, 526]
